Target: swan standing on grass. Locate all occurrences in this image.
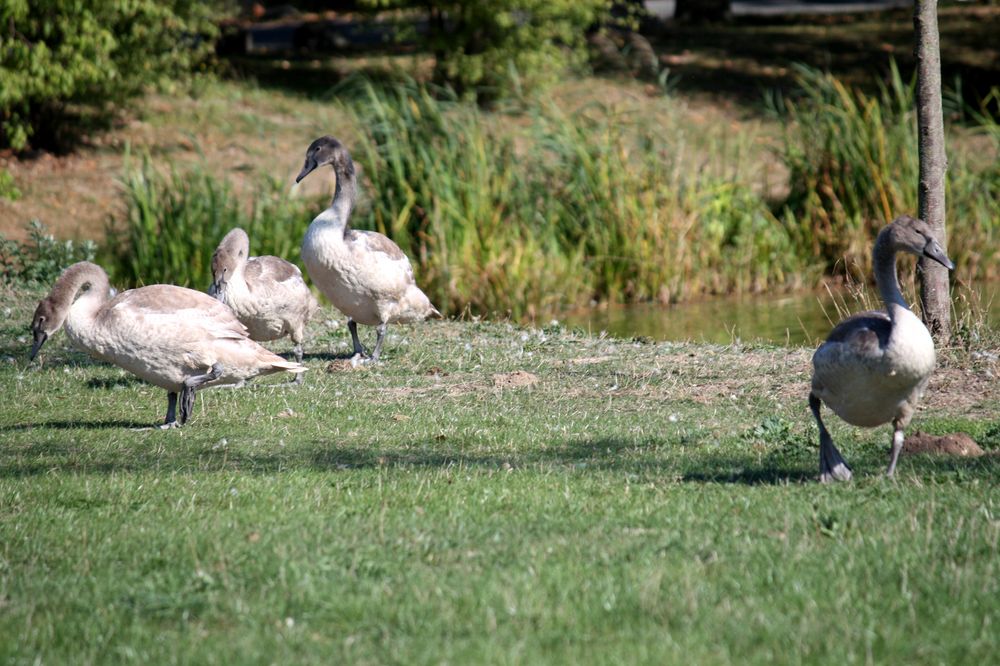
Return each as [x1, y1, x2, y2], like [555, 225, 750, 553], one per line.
[295, 136, 440, 363]
[209, 227, 318, 382]
[809, 215, 954, 482]
[30, 262, 306, 427]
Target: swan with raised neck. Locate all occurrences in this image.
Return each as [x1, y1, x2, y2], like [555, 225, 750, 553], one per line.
[296, 135, 439, 362]
[209, 227, 318, 381]
[809, 214, 954, 482]
[31, 261, 306, 427]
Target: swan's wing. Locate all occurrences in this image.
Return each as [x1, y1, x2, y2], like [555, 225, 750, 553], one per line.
[102, 285, 248, 343]
[245, 256, 304, 293]
[823, 310, 892, 354]
[345, 229, 415, 282]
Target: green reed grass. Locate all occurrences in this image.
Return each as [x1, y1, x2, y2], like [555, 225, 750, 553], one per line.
[103, 156, 324, 289]
[342, 78, 809, 318]
[776, 62, 1000, 283]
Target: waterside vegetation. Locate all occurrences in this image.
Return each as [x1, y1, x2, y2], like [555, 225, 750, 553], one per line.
[81, 67, 1000, 320]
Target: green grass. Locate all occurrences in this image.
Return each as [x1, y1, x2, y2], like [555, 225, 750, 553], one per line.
[1, 285, 997, 664]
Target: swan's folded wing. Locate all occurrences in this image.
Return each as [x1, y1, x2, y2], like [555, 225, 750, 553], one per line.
[246, 256, 305, 293]
[346, 229, 415, 282]
[103, 285, 249, 343]
[823, 310, 891, 353]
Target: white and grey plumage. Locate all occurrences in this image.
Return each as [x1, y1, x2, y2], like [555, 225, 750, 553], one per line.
[209, 227, 318, 382]
[295, 136, 440, 362]
[30, 261, 306, 427]
[809, 215, 954, 482]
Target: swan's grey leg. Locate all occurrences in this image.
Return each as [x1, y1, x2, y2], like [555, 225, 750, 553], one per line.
[290, 344, 305, 385]
[370, 323, 388, 363]
[886, 420, 905, 477]
[347, 319, 367, 358]
[159, 391, 180, 429]
[810, 392, 852, 483]
[179, 363, 223, 425]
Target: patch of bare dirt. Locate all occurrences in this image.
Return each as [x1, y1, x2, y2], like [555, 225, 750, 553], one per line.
[325, 359, 368, 372]
[492, 371, 539, 389]
[903, 431, 985, 457]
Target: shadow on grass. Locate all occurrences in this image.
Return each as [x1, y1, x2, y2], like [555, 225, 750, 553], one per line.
[2, 432, 995, 484]
[0, 420, 154, 433]
[86, 376, 143, 390]
[643, 9, 1000, 108]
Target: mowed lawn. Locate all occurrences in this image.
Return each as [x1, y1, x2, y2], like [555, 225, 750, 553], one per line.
[1, 285, 997, 664]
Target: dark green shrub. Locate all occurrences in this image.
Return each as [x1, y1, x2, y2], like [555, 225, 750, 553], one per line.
[359, 0, 610, 99]
[0, 0, 223, 151]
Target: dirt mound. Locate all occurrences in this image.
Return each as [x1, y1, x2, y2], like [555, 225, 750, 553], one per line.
[903, 431, 984, 457]
[325, 358, 368, 372]
[492, 371, 539, 389]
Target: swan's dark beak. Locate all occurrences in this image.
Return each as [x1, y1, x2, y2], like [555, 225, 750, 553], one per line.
[296, 158, 317, 183]
[923, 239, 955, 271]
[29, 329, 48, 361]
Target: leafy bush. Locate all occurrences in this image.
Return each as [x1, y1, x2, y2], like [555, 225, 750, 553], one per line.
[359, 0, 610, 99]
[0, 0, 222, 151]
[0, 220, 97, 284]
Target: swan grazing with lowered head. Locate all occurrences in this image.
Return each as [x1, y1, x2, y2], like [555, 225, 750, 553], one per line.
[30, 261, 306, 427]
[295, 136, 439, 362]
[809, 215, 954, 482]
[209, 227, 318, 381]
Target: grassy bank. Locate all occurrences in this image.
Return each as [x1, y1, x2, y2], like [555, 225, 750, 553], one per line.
[1, 285, 998, 664]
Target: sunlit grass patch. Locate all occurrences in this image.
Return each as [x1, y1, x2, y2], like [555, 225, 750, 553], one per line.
[0, 285, 997, 663]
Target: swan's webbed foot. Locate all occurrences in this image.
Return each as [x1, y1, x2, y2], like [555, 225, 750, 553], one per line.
[179, 363, 223, 425]
[811, 392, 853, 483]
[819, 447, 853, 483]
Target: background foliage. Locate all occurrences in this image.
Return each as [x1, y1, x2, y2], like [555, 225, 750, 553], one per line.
[0, 0, 223, 151]
[359, 0, 611, 98]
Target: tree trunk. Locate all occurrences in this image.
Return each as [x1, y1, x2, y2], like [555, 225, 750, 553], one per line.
[674, 0, 730, 22]
[914, 0, 951, 342]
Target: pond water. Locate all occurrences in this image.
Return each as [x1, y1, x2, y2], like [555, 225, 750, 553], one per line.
[561, 282, 1000, 346]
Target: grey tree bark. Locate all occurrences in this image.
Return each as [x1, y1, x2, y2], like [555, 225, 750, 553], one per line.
[914, 0, 951, 341]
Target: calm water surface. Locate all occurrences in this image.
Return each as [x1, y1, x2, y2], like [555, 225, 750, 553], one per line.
[561, 283, 999, 346]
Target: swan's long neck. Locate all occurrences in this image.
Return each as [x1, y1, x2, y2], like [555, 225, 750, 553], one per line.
[872, 232, 908, 319]
[320, 161, 356, 232]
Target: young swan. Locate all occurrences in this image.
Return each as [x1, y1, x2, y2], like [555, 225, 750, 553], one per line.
[30, 262, 306, 427]
[809, 215, 954, 482]
[209, 227, 318, 382]
[295, 136, 440, 363]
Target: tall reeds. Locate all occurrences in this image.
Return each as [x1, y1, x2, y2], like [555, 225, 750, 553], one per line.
[104, 157, 323, 289]
[103, 68, 998, 319]
[776, 62, 999, 282]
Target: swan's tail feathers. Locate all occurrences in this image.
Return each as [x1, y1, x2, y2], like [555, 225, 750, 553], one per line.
[271, 360, 308, 374]
[430, 306, 443, 319]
